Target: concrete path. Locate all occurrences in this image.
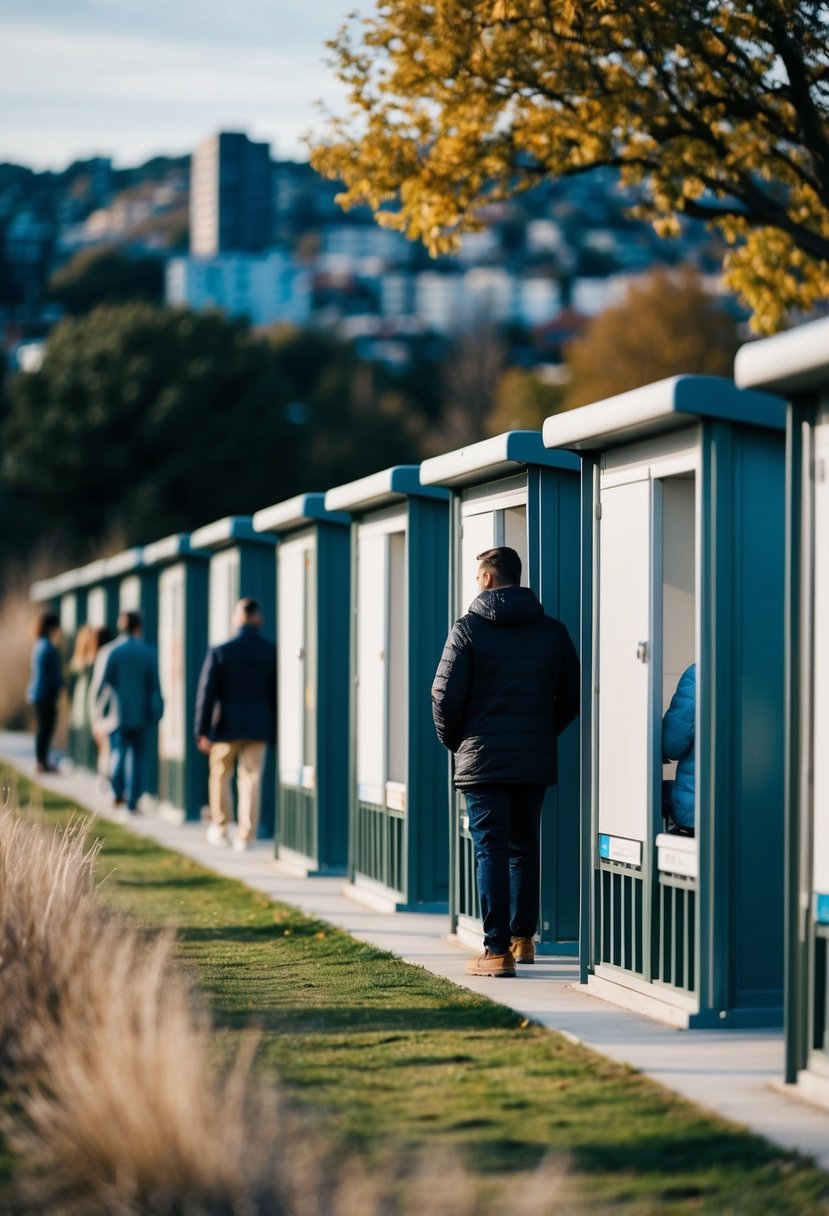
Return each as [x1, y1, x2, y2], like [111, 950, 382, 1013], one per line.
[3, 729, 829, 1171]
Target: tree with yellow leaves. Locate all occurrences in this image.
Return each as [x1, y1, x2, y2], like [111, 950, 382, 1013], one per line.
[311, 1, 829, 332]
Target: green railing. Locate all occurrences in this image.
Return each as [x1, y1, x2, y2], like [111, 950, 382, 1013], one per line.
[353, 799, 405, 897]
[595, 861, 645, 975]
[655, 871, 696, 994]
[457, 802, 482, 923]
[279, 785, 315, 861]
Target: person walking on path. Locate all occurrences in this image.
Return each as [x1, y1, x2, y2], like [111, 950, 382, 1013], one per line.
[195, 597, 276, 852]
[431, 547, 579, 978]
[89, 610, 163, 814]
[27, 610, 64, 773]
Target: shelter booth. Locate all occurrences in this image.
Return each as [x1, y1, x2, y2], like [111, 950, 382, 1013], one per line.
[324, 467, 451, 911]
[736, 317, 829, 1096]
[189, 516, 277, 837]
[142, 535, 209, 822]
[252, 494, 351, 874]
[543, 375, 787, 1028]
[419, 432, 582, 954]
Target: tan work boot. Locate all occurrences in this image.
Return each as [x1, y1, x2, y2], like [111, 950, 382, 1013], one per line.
[465, 949, 516, 978]
[511, 937, 535, 964]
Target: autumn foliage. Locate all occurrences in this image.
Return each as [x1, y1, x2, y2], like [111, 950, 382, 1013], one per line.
[312, 1, 829, 332]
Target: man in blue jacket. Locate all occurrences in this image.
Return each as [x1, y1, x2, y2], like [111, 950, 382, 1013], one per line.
[195, 597, 277, 851]
[90, 610, 163, 814]
[432, 547, 579, 978]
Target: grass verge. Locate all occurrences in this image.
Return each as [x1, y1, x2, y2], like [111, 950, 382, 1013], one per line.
[6, 768, 829, 1215]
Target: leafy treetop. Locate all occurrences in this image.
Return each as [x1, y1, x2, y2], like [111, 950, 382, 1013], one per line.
[311, 0, 829, 332]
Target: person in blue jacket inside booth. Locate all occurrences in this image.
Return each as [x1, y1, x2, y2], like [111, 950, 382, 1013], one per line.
[662, 663, 696, 835]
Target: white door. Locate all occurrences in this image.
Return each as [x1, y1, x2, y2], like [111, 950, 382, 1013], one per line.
[356, 529, 388, 806]
[597, 477, 652, 843]
[278, 539, 307, 787]
[208, 550, 240, 646]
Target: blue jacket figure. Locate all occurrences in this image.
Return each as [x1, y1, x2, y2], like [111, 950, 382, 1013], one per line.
[27, 610, 64, 772]
[195, 598, 276, 851]
[662, 663, 696, 832]
[90, 610, 163, 814]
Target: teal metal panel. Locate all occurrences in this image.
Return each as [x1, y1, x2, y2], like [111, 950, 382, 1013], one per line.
[531, 464, 581, 953]
[182, 558, 209, 821]
[699, 420, 785, 1024]
[579, 456, 599, 984]
[406, 493, 451, 908]
[236, 541, 277, 837]
[313, 521, 351, 872]
[784, 400, 813, 1079]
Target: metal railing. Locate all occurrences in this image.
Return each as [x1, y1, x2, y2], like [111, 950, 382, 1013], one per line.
[655, 870, 696, 994]
[457, 807, 482, 923]
[595, 861, 645, 975]
[279, 785, 315, 861]
[353, 799, 405, 896]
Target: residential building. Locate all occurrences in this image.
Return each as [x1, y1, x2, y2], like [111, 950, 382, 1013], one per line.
[166, 250, 312, 328]
[190, 132, 273, 256]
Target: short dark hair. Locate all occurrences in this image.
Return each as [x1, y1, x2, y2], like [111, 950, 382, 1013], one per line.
[118, 610, 142, 635]
[238, 597, 261, 621]
[477, 546, 522, 587]
[34, 610, 60, 640]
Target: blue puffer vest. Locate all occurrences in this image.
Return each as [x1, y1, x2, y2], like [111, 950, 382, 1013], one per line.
[662, 663, 696, 828]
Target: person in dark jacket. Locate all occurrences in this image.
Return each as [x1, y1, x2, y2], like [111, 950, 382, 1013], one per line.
[27, 610, 64, 773]
[431, 546, 579, 978]
[89, 611, 163, 814]
[195, 597, 277, 851]
[662, 663, 696, 834]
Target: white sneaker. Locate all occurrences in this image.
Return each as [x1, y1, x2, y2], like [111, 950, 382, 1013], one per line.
[206, 824, 229, 847]
[232, 837, 251, 852]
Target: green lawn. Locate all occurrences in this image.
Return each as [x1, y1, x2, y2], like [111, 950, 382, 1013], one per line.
[6, 770, 829, 1214]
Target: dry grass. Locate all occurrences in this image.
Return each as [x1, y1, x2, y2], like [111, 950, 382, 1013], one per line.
[0, 786, 569, 1216]
[0, 572, 41, 731]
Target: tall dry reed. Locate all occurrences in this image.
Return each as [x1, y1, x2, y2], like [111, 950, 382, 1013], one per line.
[0, 791, 569, 1215]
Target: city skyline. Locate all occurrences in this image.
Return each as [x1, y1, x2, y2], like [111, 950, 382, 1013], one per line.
[0, 0, 369, 171]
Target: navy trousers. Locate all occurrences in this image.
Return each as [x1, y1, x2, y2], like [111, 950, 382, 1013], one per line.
[463, 783, 546, 954]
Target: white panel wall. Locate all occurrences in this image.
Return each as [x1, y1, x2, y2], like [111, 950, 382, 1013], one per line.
[278, 538, 308, 786]
[208, 550, 240, 646]
[597, 476, 651, 842]
[119, 575, 141, 612]
[86, 587, 106, 628]
[356, 529, 388, 805]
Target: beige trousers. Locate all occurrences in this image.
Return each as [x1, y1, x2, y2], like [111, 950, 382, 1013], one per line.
[208, 740, 266, 844]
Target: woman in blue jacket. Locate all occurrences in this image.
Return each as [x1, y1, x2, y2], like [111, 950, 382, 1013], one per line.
[27, 611, 64, 773]
[662, 663, 696, 833]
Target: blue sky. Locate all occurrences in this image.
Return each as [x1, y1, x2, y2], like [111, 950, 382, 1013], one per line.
[0, 0, 370, 170]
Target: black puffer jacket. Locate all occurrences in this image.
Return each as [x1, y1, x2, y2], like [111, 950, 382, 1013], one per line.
[431, 587, 579, 788]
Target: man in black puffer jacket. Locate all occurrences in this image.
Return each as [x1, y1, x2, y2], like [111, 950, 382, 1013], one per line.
[195, 597, 277, 852]
[432, 546, 579, 978]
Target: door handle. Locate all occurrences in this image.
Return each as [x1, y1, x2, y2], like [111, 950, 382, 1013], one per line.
[636, 640, 648, 663]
